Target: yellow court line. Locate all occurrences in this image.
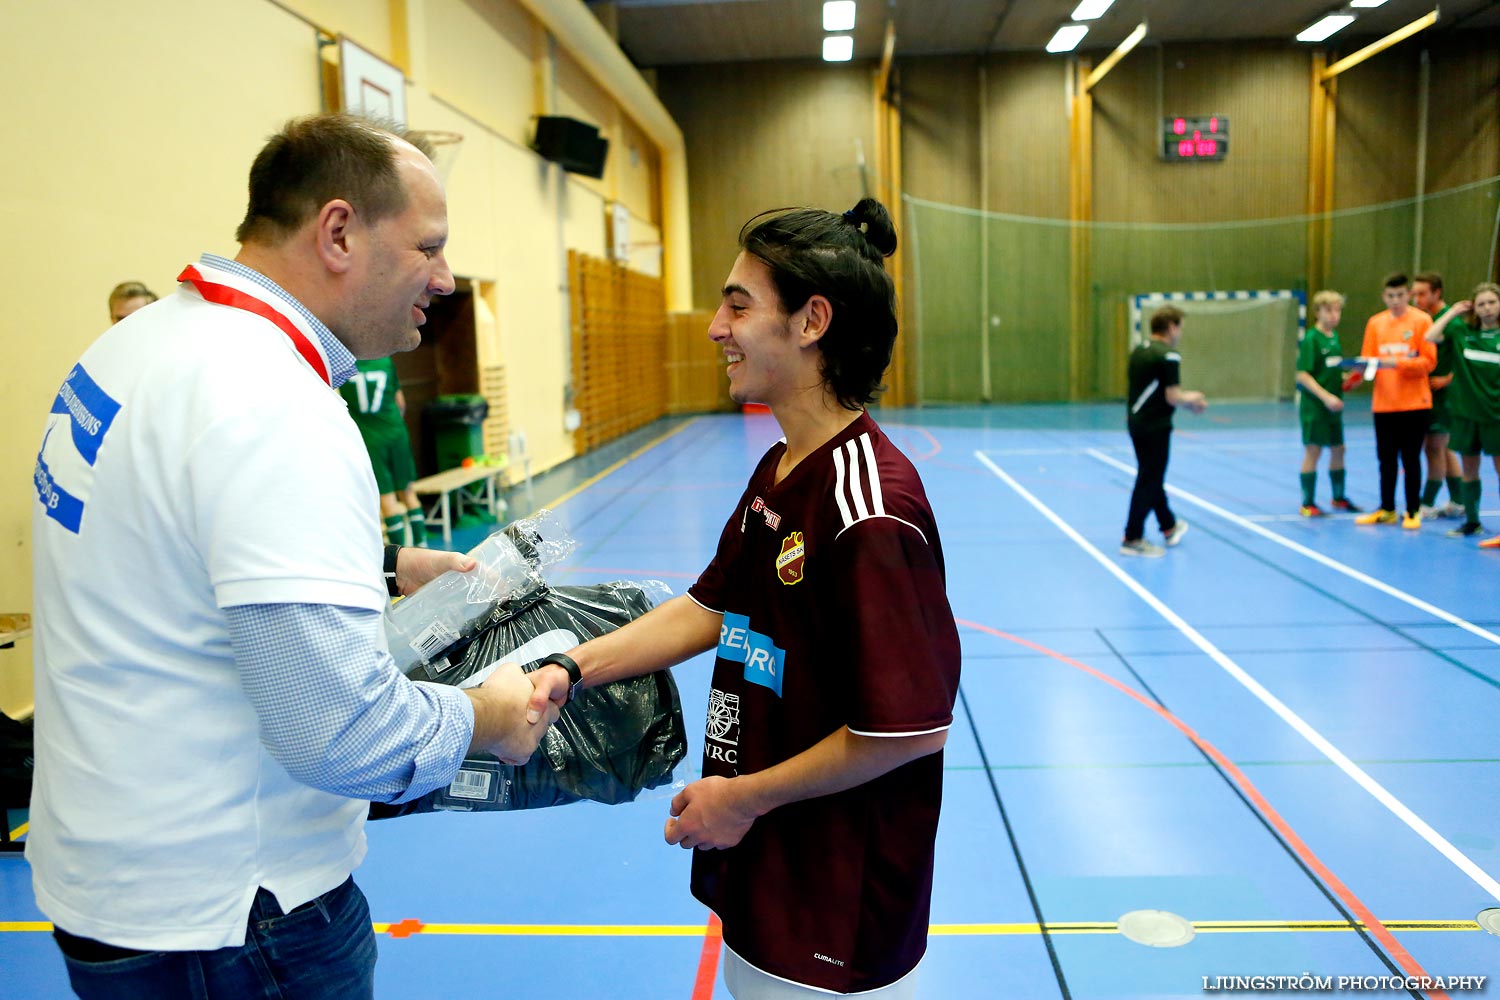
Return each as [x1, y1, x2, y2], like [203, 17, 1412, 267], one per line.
[8, 822, 25, 840]
[4, 918, 1482, 937]
[545, 418, 699, 511]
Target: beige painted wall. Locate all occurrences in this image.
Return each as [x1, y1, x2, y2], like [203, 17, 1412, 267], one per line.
[0, 0, 673, 716]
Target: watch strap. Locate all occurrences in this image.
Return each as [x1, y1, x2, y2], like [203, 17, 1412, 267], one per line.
[383, 544, 402, 598]
[537, 652, 583, 703]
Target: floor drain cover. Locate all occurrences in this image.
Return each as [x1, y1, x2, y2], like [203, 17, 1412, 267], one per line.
[1478, 908, 1500, 937]
[1117, 909, 1195, 948]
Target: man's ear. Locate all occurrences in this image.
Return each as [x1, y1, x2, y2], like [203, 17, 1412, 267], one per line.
[796, 294, 833, 347]
[314, 199, 357, 275]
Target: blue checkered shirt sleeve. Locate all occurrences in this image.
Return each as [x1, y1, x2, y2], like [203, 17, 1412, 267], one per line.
[224, 603, 474, 804]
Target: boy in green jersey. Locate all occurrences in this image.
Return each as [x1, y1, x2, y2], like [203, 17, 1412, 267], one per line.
[1427, 282, 1500, 543]
[1413, 272, 1465, 517]
[339, 356, 428, 546]
[1295, 290, 1362, 516]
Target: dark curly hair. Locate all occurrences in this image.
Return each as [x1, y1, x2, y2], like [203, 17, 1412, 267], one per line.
[738, 198, 898, 410]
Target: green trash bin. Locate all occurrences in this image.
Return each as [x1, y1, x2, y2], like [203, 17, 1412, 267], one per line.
[425, 394, 489, 471]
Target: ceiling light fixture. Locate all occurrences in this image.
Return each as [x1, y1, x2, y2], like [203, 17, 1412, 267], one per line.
[823, 34, 854, 61]
[1071, 0, 1115, 20]
[1349, 0, 1389, 7]
[1046, 24, 1089, 53]
[1296, 13, 1355, 42]
[823, 1, 856, 32]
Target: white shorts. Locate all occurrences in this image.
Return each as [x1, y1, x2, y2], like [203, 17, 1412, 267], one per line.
[722, 946, 919, 999]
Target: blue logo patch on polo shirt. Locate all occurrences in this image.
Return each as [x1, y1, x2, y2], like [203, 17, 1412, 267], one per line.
[718, 612, 786, 697]
[50, 364, 121, 467]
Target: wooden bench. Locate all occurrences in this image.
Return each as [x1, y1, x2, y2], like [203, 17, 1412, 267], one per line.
[411, 464, 508, 547]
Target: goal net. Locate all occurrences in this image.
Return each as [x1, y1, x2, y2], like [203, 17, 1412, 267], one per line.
[1131, 291, 1305, 402]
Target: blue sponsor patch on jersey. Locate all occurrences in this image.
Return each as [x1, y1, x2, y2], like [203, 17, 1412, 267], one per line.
[718, 612, 786, 697]
[36, 364, 122, 535]
[50, 364, 121, 467]
[34, 427, 87, 534]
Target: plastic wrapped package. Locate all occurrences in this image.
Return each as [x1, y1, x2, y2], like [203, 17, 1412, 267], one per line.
[384, 510, 576, 676]
[371, 516, 688, 818]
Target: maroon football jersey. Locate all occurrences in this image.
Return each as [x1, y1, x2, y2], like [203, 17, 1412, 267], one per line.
[687, 411, 962, 992]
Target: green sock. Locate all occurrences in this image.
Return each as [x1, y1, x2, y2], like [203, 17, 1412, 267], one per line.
[1330, 469, 1347, 501]
[1447, 475, 1465, 503]
[1421, 479, 1442, 507]
[383, 512, 407, 544]
[1464, 479, 1482, 526]
[406, 510, 428, 547]
[1300, 472, 1317, 506]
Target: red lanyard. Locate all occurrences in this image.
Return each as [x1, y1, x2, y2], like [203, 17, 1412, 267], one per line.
[177, 265, 331, 386]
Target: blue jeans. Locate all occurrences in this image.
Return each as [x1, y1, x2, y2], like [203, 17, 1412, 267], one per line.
[55, 876, 376, 999]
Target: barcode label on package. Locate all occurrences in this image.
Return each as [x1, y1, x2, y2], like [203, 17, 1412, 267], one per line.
[410, 621, 459, 663]
[447, 768, 493, 801]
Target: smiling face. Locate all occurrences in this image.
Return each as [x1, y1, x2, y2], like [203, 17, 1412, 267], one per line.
[341, 145, 455, 359]
[707, 253, 822, 407]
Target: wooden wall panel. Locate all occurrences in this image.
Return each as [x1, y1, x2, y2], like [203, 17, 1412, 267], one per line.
[667, 311, 735, 414]
[1424, 34, 1500, 193]
[982, 54, 1070, 219]
[1331, 44, 1421, 211]
[1092, 42, 1310, 224]
[569, 252, 669, 453]
[657, 61, 879, 311]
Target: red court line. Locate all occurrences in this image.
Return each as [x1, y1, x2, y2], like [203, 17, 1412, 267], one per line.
[884, 424, 942, 461]
[691, 912, 723, 1000]
[957, 618, 1450, 1000]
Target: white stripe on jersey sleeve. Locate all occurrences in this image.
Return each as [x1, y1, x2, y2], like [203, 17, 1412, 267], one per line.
[858, 432, 885, 516]
[845, 439, 870, 520]
[834, 513, 930, 545]
[831, 444, 855, 529]
[848, 723, 952, 738]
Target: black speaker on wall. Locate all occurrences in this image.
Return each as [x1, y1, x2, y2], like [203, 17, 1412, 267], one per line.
[533, 116, 609, 179]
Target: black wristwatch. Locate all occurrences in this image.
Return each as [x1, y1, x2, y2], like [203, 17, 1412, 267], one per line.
[383, 544, 402, 598]
[537, 652, 583, 704]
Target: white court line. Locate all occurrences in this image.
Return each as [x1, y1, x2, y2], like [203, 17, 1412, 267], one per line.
[1086, 447, 1500, 649]
[975, 449, 1500, 902]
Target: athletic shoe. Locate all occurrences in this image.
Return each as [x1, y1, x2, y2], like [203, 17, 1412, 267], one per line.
[1163, 521, 1189, 547]
[1418, 504, 1439, 519]
[1120, 539, 1166, 558]
[1331, 498, 1363, 513]
[1354, 509, 1398, 526]
[1447, 522, 1487, 538]
[1300, 504, 1325, 518]
[1480, 536, 1500, 549]
[1440, 502, 1465, 519]
[1402, 513, 1422, 530]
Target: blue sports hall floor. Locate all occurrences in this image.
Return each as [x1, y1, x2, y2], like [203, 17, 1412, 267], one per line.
[5, 398, 1499, 998]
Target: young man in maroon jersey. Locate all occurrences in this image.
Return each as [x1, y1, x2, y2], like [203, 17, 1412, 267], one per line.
[528, 199, 961, 997]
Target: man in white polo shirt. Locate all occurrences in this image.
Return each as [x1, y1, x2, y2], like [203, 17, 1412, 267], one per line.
[29, 114, 564, 999]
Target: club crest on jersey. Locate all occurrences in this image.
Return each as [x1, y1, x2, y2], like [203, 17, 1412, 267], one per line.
[750, 496, 782, 531]
[776, 531, 806, 585]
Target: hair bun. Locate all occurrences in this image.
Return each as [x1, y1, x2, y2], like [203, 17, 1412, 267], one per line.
[843, 198, 898, 257]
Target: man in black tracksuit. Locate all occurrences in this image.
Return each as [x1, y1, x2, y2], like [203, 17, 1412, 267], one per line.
[1122, 307, 1208, 557]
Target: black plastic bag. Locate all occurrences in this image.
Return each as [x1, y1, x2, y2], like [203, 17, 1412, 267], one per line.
[372, 579, 687, 818]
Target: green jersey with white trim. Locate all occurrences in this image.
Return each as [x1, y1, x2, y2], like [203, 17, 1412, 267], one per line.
[339, 358, 406, 438]
[1297, 326, 1345, 399]
[1447, 321, 1500, 422]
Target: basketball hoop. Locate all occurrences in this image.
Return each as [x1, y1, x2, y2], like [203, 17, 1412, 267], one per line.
[408, 129, 465, 182]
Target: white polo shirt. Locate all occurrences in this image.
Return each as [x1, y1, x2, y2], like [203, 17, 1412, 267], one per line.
[29, 260, 385, 950]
